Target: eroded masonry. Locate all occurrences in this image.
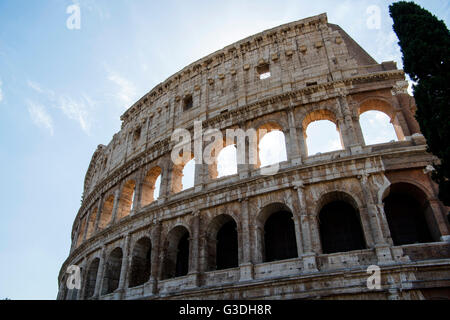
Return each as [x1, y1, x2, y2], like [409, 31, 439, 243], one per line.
[58, 14, 450, 300]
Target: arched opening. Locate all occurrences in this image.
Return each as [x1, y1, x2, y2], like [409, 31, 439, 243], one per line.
[86, 208, 97, 239]
[141, 167, 162, 207]
[182, 159, 195, 190]
[162, 226, 190, 279]
[99, 195, 114, 230]
[102, 247, 123, 295]
[216, 145, 238, 178]
[117, 180, 136, 220]
[171, 153, 195, 194]
[206, 215, 239, 271]
[305, 120, 343, 155]
[319, 195, 366, 254]
[129, 237, 152, 288]
[260, 203, 298, 263]
[255, 123, 287, 169]
[303, 109, 343, 156]
[383, 183, 434, 245]
[358, 99, 405, 141]
[258, 130, 288, 167]
[359, 110, 398, 145]
[217, 221, 239, 269]
[84, 258, 100, 299]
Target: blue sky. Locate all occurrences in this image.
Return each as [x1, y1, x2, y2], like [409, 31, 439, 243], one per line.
[0, 0, 448, 300]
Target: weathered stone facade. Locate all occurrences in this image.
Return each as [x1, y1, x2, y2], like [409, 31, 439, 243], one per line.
[58, 14, 450, 300]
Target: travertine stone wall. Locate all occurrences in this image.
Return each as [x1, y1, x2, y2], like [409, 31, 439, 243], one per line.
[58, 13, 450, 301]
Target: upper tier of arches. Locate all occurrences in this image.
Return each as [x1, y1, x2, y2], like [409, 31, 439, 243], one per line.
[73, 94, 424, 247]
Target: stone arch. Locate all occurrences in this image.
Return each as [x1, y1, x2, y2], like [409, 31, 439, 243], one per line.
[141, 166, 162, 207]
[161, 225, 190, 279]
[383, 182, 435, 245]
[84, 257, 100, 299]
[358, 97, 405, 142]
[117, 180, 136, 221]
[205, 133, 237, 179]
[317, 191, 367, 254]
[205, 214, 239, 271]
[129, 237, 152, 288]
[257, 202, 298, 263]
[171, 151, 195, 194]
[102, 247, 123, 295]
[301, 108, 344, 155]
[99, 194, 115, 230]
[255, 121, 288, 168]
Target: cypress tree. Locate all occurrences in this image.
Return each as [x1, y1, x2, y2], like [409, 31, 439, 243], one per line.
[389, 1, 450, 205]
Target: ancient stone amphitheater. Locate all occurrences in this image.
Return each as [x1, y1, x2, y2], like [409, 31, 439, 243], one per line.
[58, 13, 450, 300]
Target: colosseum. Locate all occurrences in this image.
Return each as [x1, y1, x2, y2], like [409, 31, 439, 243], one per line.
[58, 13, 450, 300]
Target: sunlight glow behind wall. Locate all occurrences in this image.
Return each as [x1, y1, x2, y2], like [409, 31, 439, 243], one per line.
[306, 120, 343, 156]
[182, 159, 196, 190]
[259, 131, 287, 167]
[359, 111, 398, 145]
[217, 145, 238, 178]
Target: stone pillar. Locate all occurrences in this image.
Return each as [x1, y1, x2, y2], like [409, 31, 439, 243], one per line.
[117, 234, 131, 299]
[131, 176, 142, 215]
[358, 174, 393, 264]
[77, 258, 87, 300]
[297, 126, 308, 159]
[188, 210, 201, 287]
[239, 198, 254, 281]
[292, 215, 304, 257]
[159, 162, 171, 200]
[110, 189, 121, 225]
[392, 81, 421, 135]
[293, 182, 318, 272]
[337, 117, 353, 151]
[82, 213, 91, 243]
[194, 163, 207, 193]
[428, 199, 450, 241]
[94, 246, 106, 298]
[336, 93, 362, 153]
[286, 106, 302, 166]
[237, 136, 251, 179]
[352, 115, 366, 146]
[71, 221, 82, 253]
[149, 220, 161, 295]
[392, 110, 410, 141]
[93, 197, 104, 234]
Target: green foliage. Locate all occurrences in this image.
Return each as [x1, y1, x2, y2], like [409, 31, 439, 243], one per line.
[390, 1, 450, 205]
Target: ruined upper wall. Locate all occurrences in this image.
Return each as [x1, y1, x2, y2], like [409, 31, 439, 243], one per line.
[82, 13, 393, 199]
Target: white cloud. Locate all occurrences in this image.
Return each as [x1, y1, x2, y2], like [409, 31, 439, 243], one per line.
[106, 70, 138, 108]
[27, 80, 93, 134]
[27, 100, 54, 135]
[27, 80, 44, 94]
[58, 95, 92, 134]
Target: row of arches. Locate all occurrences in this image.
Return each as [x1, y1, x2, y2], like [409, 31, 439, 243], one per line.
[75, 100, 412, 247]
[74, 182, 436, 299]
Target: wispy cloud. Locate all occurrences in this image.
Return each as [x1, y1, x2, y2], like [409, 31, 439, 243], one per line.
[26, 100, 54, 135]
[28, 80, 93, 134]
[106, 69, 138, 108]
[58, 95, 92, 134]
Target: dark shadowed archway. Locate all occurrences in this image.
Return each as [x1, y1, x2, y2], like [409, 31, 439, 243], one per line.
[129, 237, 152, 288]
[384, 183, 434, 245]
[319, 193, 366, 254]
